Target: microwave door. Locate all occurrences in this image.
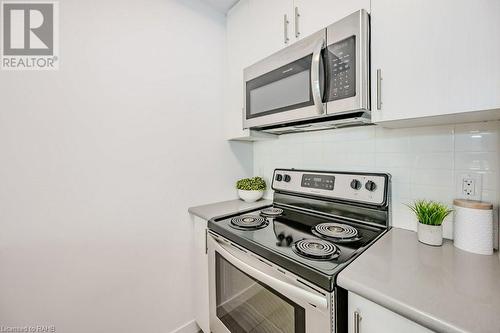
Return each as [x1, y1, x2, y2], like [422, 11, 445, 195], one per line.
[325, 9, 370, 115]
[243, 29, 326, 129]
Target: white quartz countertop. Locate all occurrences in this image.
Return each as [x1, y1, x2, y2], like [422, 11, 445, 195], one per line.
[338, 228, 500, 333]
[188, 199, 272, 220]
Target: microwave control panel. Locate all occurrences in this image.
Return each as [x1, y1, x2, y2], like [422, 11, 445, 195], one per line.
[326, 36, 356, 101]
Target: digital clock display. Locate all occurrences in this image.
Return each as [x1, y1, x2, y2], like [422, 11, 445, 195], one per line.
[301, 174, 335, 190]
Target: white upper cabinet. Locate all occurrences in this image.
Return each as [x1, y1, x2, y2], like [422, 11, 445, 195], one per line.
[224, 0, 251, 140]
[371, 0, 500, 126]
[248, 0, 294, 60]
[224, 0, 281, 140]
[293, 0, 370, 38]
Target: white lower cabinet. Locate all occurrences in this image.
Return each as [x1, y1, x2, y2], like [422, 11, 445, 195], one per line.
[348, 292, 432, 333]
[192, 216, 209, 333]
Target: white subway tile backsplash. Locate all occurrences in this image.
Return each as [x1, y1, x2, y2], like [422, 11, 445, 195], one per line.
[410, 169, 454, 187]
[409, 125, 454, 152]
[375, 127, 411, 153]
[413, 152, 454, 169]
[391, 181, 411, 200]
[254, 121, 500, 237]
[455, 122, 499, 152]
[411, 184, 455, 203]
[323, 139, 375, 153]
[455, 152, 498, 171]
[375, 153, 413, 168]
[377, 167, 411, 182]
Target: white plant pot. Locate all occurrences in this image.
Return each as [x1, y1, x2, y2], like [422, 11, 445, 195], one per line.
[417, 223, 443, 246]
[238, 190, 264, 203]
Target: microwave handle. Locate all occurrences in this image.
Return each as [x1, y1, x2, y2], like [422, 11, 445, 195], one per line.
[311, 38, 325, 115]
[211, 235, 328, 310]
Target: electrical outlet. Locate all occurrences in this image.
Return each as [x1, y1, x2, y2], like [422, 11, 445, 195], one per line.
[458, 173, 482, 200]
[462, 178, 474, 196]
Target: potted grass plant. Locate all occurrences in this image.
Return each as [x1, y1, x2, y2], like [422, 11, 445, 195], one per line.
[407, 200, 453, 246]
[236, 177, 266, 203]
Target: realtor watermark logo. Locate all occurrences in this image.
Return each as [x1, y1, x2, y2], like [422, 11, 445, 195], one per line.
[1, 1, 59, 70]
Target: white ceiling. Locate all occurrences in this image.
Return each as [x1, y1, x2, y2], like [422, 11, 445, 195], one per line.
[203, 0, 239, 13]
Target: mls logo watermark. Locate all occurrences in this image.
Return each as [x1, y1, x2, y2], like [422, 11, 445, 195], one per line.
[1, 1, 59, 70]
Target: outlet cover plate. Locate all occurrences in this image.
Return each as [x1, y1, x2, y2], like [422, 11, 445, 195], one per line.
[457, 173, 482, 201]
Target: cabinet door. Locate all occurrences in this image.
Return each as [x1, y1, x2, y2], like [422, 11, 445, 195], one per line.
[371, 0, 500, 124]
[225, 0, 293, 140]
[192, 217, 209, 333]
[225, 0, 255, 139]
[348, 292, 432, 333]
[248, 0, 294, 59]
[293, 0, 370, 39]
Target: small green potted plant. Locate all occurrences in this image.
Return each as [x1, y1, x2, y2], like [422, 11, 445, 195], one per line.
[407, 200, 453, 246]
[236, 177, 266, 203]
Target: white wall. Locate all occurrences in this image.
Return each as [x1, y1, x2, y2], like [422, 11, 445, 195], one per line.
[0, 0, 252, 332]
[254, 122, 499, 241]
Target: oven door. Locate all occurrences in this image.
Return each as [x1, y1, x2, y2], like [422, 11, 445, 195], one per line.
[208, 232, 332, 333]
[243, 29, 326, 130]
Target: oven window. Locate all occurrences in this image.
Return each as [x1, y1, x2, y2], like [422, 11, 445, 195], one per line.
[216, 253, 305, 333]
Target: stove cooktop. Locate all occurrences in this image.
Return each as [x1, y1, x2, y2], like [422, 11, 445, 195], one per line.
[208, 205, 386, 291]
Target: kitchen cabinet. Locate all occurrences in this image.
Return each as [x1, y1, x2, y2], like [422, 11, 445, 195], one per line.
[293, 0, 370, 39]
[248, 0, 293, 58]
[348, 292, 432, 333]
[192, 216, 209, 333]
[371, 0, 500, 127]
[224, 0, 279, 141]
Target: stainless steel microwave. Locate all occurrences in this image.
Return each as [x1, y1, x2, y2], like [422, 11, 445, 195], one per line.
[243, 10, 370, 134]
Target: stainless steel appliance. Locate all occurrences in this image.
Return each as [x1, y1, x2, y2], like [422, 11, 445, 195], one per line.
[243, 10, 370, 134]
[208, 169, 391, 333]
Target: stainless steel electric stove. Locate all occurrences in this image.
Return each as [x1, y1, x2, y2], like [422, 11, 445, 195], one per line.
[207, 169, 391, 333]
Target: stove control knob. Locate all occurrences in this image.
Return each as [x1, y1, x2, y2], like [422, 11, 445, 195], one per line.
[275, 174, 283, 182]
[350, 179, 362, 190]
[365, 180, 377, 192]
[285, 236, 293, 246]
[284, 174, 291, 182]
[276, 233, 285, 246]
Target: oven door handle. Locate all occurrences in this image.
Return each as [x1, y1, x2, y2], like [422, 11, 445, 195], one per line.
[311, 37, 325, 115]
[212, 237, 328, 310]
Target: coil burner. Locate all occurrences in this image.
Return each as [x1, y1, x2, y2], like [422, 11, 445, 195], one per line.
[293, 239, 339, 260]
[313, 223, 360, 243]
[230, 215, 268, 230]
[260, 207, 284, 217]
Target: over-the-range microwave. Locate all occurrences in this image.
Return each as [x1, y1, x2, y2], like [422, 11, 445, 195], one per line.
[243, 10, 370, 134]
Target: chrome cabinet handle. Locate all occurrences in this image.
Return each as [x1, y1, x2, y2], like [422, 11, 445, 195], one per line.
[354, 311, 361, 333]
[294, 7, 300, 38]
[283, 14, 290, 44]
[376, 69, 382, 110]
[205, 229, 208, 254]
[311, 38, 326, 115]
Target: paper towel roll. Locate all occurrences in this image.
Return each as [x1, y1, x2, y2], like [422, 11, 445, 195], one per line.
[453, 199, 493, 255]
